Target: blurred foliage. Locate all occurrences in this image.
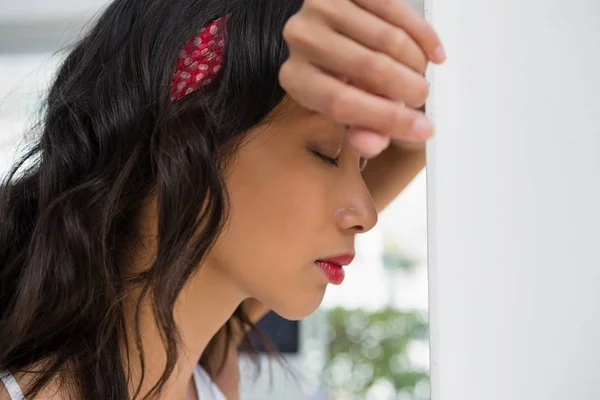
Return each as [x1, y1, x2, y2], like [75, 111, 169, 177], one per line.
[382, 241, 418, 271]
[324, 307, 429, 399]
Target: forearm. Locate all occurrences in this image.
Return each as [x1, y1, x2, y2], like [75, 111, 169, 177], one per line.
[362, 145, 426, 212]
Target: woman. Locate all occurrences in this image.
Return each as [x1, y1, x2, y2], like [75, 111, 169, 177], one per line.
[0, 0, 444, 399]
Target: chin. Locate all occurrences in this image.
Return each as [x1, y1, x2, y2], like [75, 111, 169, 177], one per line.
[269, 286, 327, 321]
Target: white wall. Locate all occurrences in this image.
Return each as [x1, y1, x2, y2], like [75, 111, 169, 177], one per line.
[426, 0, 600, 399]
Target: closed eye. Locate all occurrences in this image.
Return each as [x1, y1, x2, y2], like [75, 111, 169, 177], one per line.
[310, 149, 339, 167]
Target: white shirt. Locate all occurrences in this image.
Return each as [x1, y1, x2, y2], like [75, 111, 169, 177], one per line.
[192, 364, 227, 400]
[0, 365, 226, 400]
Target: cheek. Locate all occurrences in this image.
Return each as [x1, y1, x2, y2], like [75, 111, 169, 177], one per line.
[208, 155, 332, 317]
[226, 163, 326, 261]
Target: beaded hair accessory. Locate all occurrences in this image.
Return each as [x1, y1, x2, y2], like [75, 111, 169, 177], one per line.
[170, 15, 229, 101]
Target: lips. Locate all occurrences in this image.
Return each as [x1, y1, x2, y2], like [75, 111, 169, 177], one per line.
[318, 254, 355, 266]
[315, 253, 355, 285]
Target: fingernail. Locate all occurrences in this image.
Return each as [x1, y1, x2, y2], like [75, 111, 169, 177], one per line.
[412, 117, 434, 139]
[432, 46, 446, 63]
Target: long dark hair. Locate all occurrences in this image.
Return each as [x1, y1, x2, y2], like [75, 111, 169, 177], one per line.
[0, 0, 301, 398]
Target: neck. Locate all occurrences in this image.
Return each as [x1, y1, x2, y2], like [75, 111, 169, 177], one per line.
[122, 197, 244, 399]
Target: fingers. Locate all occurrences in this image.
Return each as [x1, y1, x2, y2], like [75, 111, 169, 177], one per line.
[351, 0, 446, 63]
[280, 0, 444, 158]
[285, 20, 429, 107]
[312, 0, 429, 74]
[347, 128, 391, 158]
[279, 58, 434, 146]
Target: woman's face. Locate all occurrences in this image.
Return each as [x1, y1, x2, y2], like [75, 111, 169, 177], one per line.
[205, 96, 378, 320]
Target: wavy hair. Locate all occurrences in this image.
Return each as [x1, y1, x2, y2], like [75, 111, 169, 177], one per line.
[0, 0, 301, 398]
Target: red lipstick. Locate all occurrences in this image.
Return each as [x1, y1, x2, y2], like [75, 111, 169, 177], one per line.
[315, 253, 355, 285]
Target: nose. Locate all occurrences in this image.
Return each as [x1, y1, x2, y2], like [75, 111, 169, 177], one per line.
[334, 185, 378, 234]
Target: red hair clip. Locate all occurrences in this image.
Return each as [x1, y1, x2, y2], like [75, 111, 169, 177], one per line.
[170, 15, 229, 101]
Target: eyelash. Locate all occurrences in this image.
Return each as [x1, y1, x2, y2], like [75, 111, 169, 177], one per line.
[311, 150, 368, 171]
[311, 150, 339, 167]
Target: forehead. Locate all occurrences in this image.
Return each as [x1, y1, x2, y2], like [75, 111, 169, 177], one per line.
[236, 96, 343, 155]
[273, 95, 322, 119]
[264, 95, 339, 132]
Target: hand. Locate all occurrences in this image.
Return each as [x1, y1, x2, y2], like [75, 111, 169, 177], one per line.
[385, 105, 429, 153]
[279, 0, 445, 158]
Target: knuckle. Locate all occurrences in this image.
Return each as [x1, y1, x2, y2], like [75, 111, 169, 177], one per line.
[362, 55, 395, 92]
[416, 58, 428, 75]
[417, 20, 436, 45]
[359, 54, 379, 75]
[283, 18, 317, 51]
[302, 0, 320, 9]
[282, 16, 305, 45]
[306, 0, 329, 15]
[381, 105, 402, 132]
[304, 0, 338, 16]
[381, 26, 407, 56]
[282, 17, 296, 40]
[278, 59, 303, 93]
[357, 54, 390, 81]
[378, 0, 396, 11]
[385, 30, 428, 74]
[412, 79, 430, 106]
[278, 61, 293, 88]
